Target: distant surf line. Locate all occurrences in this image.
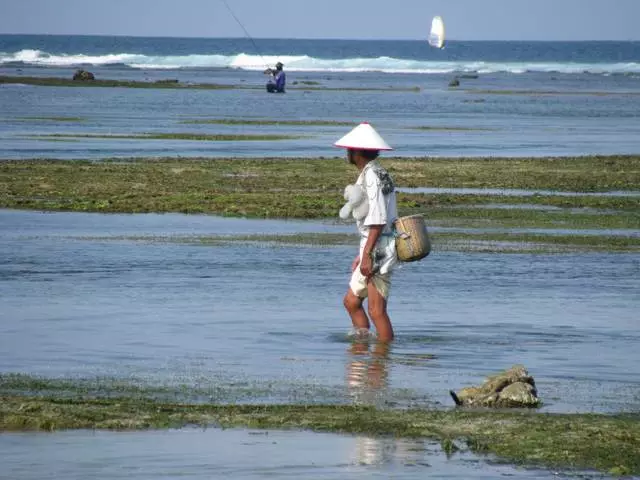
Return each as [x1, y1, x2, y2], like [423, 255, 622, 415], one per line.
[2, 49, 640, 75]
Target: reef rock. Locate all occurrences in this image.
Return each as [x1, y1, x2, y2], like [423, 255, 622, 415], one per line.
[450, 365, 540, 408]
[73, 69, 95, 81]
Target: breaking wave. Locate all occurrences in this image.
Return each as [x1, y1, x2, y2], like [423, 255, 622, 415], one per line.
[2, 49, 640, 75]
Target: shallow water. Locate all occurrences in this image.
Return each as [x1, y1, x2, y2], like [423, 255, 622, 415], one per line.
[1, 209, 639, 415]
[1, 209, 639, 479]
[1, 64, 640, 159]
[397, 187, 640, 197]
[0, 428, 602, 480]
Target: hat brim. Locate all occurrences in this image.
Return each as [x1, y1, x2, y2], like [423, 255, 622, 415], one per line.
[334, 144, 392, 151]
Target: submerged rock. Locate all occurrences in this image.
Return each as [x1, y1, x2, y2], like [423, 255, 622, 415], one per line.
[450, 364, 540, 408]
[73, 69, 95, 81]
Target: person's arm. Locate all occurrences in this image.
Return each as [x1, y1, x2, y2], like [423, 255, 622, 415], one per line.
[359, 224, 384, 277]
[351, 255, 360, 272]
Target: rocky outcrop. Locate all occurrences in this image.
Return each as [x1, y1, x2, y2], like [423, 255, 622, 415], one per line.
[72, 69, 95, 81]
[450, 365, 540, 408]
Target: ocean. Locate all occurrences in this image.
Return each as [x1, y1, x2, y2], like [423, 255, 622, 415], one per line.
[1, 34, 640, 158]
[2, 35, 640, 73]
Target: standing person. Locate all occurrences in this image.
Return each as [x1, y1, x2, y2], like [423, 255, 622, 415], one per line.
[335, 123, 399, 342]
[266, 62, 286, 93]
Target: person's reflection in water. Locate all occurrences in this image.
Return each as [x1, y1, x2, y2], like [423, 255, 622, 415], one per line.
[346, 340, 427, 466]
[347, 340, 390, 405]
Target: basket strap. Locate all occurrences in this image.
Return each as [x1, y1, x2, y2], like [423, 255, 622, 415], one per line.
[397, 216, 416, 257]
[398, 217, 406, 235]
[397, 217, 411, 240]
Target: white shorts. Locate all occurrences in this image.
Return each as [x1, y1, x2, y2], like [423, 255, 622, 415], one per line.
[349, 264, 392, 299]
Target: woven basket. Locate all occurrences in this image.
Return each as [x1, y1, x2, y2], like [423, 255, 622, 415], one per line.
[394, 214, 431, 262]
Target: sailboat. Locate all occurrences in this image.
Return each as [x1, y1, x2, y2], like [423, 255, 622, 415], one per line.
[428, 16, 446, 49]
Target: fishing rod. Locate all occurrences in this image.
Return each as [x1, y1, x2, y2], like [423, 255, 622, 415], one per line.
[220, 0, 271, 71]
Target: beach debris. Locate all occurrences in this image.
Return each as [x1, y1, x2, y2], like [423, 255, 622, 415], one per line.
[449, 364, 540, 408]
[72, 69, 95, 81]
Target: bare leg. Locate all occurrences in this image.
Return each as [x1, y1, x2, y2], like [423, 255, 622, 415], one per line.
[344, 289, 370, 330]
[367, 282, 394, 342]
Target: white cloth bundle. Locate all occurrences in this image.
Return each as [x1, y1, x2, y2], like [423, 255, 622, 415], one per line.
[339, 184, 369, 221]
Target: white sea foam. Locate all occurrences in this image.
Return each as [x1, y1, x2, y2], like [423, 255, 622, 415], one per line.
[2, 49, 640, 75]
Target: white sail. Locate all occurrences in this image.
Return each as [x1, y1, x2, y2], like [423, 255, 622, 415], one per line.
[428, 16, 446, 49]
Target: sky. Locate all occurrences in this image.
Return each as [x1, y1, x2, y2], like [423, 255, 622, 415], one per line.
[0, 0, 639, 41]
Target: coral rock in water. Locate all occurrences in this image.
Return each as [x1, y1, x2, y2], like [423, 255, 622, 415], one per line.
[73, 69, 95, 81]
[450, 364, 540, 408]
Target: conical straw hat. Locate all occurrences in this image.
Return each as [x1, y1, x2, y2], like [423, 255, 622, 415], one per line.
[334, 122, 393, 151]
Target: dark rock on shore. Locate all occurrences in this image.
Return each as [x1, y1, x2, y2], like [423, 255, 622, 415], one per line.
[73, 69, 95, 81]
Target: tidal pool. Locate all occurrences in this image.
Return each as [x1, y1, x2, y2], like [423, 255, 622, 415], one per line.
[0, 428, 589, 480]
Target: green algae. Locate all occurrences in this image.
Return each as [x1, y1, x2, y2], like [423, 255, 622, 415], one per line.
[0, 373, 351, 406]
[26, 133, 304, 142]
[404, 193, 640, 212]
[2, 374, 638, 476]
[72, 233, 359, 247]
[70, 232, 640, 253]
[162, 233, 359, 247]
[0, 75, 235, 90]
[30, 138, 81, 143]
[0, 75, 419, 93]
[433, 232, 640, 253]
[384, 155, 640, 192]
[0, 389, 638, 476]
[421, 206, 640, 230]
[1, 157, 638, 232]
[462, 89, 640, 97]
[16, 116, 86, 122]
[292, 85, 421, 92]
[180, 119, 353, 126]
[410, 126, 495, 132]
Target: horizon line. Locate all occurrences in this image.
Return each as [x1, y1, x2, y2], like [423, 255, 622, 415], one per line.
[1, 32, 638, 42]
